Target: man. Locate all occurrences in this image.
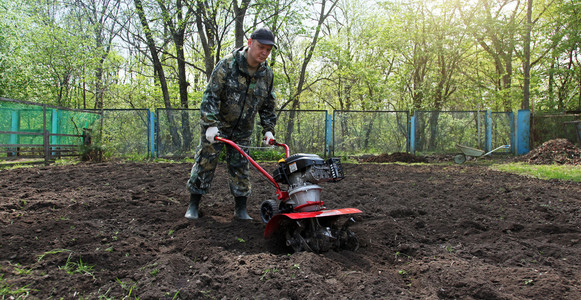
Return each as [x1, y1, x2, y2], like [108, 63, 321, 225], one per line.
[185, 28, 278, 220]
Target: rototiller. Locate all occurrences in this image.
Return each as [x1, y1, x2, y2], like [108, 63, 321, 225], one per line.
[215, 136, 362, 253]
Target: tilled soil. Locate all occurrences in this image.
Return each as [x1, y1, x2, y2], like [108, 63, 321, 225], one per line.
[0, 161, 580, 299]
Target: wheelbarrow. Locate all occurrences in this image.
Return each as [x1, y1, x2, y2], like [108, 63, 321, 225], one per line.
[454, 144, 511, 164]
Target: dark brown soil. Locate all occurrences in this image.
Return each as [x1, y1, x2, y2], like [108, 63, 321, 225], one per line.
[1, 160, 580, 299]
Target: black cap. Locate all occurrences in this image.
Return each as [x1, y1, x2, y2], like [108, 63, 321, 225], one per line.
[250, 28, 277, 49]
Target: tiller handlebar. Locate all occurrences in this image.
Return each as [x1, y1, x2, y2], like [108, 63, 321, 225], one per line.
[214, 136, 289, 201]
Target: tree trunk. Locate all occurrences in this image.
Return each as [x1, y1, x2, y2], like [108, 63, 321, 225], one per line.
[284, 100, 299, 149]
[522, 0, 533, 110]
[195, 0, 217, 79]
[363, 117, 374, 150]
[134, 0, 181, 148]
[427, 111, 440, 151]
[94, 52, 108, 110]
[233, 0, 251, 48]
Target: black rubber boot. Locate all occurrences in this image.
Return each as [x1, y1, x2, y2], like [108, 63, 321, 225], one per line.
[185, 194, 201, 220]
[234, 196, 252, 220]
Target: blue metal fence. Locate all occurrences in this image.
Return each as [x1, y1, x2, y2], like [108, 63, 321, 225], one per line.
[154, 109, 328, 158]
[96, 109, 151, 158]
[410, 110, 515, 155]
[1, 98, 102, 165]
[0, 98, 537, 163]
[99, 109, 529, 159]
[332, 111, 409, 156]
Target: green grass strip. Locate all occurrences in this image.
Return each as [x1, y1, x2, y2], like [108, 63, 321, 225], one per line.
[491, 162, 581, 182]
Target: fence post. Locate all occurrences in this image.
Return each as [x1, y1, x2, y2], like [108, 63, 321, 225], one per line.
[485, 110, 492, 152]
[409, 113, 416, 155]
[42, 105, 48, 164]
[324, 111, 332, 158]
[149, 110, 156, 158]
[516, 109, 530, 155]
[9, 110, 19, 156]
[510, 111, 515, 154]
[43, 129, 50, 165]
[51, 109, 59, 157]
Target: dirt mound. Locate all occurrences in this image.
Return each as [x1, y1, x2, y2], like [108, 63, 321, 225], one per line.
[517, 138, 581, 165]
[358, 152, 428, 163]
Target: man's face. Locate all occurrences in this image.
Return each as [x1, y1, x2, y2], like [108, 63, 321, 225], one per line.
[247, 39, 273, 67]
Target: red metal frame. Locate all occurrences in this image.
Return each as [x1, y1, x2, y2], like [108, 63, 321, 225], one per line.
[277, 142, 290, 158]
[214, 136, 289, 200]
[293, 201, 324, 211]
[263, 208, 363, 238]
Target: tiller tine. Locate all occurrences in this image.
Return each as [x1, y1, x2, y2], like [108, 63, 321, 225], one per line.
[264, 208, 361, 253]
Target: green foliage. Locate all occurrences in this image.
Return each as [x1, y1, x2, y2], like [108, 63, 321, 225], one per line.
[1, 0, 580, 114]
[333, 111, 409, 156]
[249, 148, 285, 162]
[80, 143, 104, 162]
[96, 109, 151, 158]
[0, 1, 25, 99]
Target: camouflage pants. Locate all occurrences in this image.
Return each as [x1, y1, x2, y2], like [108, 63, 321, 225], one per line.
[186, 137, 251, 198]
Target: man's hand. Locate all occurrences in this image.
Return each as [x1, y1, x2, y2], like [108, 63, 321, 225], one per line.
[205, 127, 220, 143]
[263, 131, 275, 146]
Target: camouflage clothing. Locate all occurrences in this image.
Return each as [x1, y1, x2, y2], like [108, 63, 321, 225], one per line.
[187, 47, 277, 197]
[201, 47, 277, 139]
[187, 138, 251, 197]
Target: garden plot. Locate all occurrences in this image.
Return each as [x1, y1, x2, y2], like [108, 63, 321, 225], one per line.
[1, 158, 580, 299]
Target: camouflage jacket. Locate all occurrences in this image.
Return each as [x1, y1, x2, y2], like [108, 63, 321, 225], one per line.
[200, 47, 277, 140]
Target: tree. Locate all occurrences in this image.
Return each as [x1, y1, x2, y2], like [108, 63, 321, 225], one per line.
[458, 0, 522, 111]
[134, 0, 181, 147]
[156, 0, 199, 149]
[69, 0, 124, 109]
[0, 0, 27, 99]
[192, 0, 233, 79]
[278, 0, 339, 144]
[544, 0, 581, 111]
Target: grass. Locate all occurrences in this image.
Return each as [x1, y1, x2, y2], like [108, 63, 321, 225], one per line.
[10, 263, 32, 275]
[248, 148, 286, 161]
[115, 278, 138, 298]
[37, 249, 72, 262]
[491, 162, 581, 182]
[0, 273, 35, 297]
[59, 254, 95, 279]
[0, 162, 39, 170]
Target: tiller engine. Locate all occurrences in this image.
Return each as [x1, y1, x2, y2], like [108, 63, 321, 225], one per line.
[216, 136, 361, 253]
